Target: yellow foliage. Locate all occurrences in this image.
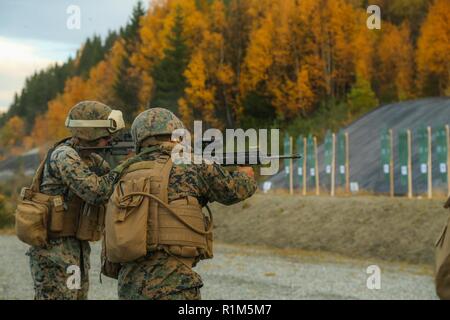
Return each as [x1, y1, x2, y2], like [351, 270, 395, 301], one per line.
[0, 116, 25, 150]
[240, 13, 274, 94]
[86, 60, 117, 104]
[12, 0, 446, 151]
[180, 51, 220, 128]
[416, 0, 450, 95]
[378, 23, 415, 100]
[32, 76, 91, 144]
[109, 39, 127, 72]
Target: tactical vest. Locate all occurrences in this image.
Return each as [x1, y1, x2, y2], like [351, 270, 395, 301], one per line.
[15, 140, 104, 247]
[105, 155, 213, 264]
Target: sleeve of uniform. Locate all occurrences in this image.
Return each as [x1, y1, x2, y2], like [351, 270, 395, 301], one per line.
[51, 147, 117, 205]
[90, 152, 111, 175]
[198, 163, 257, 205]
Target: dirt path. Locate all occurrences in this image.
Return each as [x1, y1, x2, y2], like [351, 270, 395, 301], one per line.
[0, 236, 437, 300]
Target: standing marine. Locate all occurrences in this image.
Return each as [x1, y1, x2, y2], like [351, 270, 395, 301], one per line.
[102, 108, 257, 300]
[15, 101, 133, 299]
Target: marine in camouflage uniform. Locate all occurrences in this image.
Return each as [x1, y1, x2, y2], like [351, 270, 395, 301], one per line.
[27, 101, 127, 300]
[116, 108, 257, 300]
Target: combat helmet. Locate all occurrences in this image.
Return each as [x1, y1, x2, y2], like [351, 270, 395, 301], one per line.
[65, 101, 125, 141]
[131, 108, 185, 150]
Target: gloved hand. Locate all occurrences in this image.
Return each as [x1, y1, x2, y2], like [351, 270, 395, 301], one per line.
[111, 155, 142, 176]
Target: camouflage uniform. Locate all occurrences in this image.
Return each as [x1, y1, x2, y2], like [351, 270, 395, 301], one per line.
[26, 101, 126, 300]
[116, 108, 257, 300]
[27, 139, 118, 300]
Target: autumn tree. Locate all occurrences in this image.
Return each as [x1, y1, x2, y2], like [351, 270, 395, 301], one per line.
[416, 0, 450, 96]
[376, 23, 415, 102]
[32, 77, 91, 145]
[3, 0, 446, 151]
[0, 116, 25, 152]
[370, 0, 432, 38]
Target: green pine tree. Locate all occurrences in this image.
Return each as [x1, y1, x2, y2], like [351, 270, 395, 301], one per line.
[113, 1, 146, 122]
[347, 75, 379, 117]
[121, 0, 145, 41]
[150, 6, 189, 112]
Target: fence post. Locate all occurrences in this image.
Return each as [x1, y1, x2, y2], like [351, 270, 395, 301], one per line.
[289, 136, 294, 195]
[427, 126, 432, 199]
[407, 129, 413, 199]
[389, 129, 394, 197]
[303, 137, 307, 196]
[314, 136, 320, 195]
[345, 132, 350, 193]
[331, 133, 336, 197]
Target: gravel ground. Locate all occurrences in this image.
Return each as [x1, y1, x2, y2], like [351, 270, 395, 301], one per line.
[212, 194, 449, 265]
[0, 235, 438, 300]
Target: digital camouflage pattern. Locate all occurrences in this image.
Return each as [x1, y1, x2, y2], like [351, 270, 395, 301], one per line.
[66, 101, 113, 141]
[130, 108, 185, 150]
[28, 138, 115, 300]
[118, 144, 257, 300]
[27, 238, 90, 300]
[40, 138, 115, 205]
[118, 252, 202, 300]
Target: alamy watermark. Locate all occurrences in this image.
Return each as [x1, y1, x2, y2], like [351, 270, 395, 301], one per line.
[366, 265, 381, 290]
[367, 5, 381, 30]
[67, 5, 81, 30]
[66, 265, 81, 290]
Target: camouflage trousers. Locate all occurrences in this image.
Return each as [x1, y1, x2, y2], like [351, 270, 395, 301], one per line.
[27, 237, 91, 300]
[118, 251, 203, 300]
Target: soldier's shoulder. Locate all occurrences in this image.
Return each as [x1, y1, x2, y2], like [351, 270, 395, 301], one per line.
[50, 144, 80, 163]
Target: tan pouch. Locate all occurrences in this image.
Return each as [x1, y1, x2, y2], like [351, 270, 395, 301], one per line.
[105, 177, 150, 263]
[76, 204, 104, 242]
[15, 188, 49, 247]
[49, 196, 65, 232]
[158, 197, 208, 248]
[101, 235, 121, 279]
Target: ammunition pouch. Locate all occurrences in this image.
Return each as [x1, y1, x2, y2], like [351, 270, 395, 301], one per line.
[15, 187, 50, 247]
[101, 234, 121, 279]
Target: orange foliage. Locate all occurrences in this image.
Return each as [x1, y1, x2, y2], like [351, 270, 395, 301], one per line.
[416, 0, 450, 95]
[378, 23, 415, 100]
[179, 51, 220, 128]
[15, 0, 447, 151]
[0, 116, 25, 152]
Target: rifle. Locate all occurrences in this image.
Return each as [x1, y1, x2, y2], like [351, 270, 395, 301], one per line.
[197, 137, 302, 166]
[198, 151, 302, 166]
[77, 134, 302, 165]
[76, 132, 135, 156]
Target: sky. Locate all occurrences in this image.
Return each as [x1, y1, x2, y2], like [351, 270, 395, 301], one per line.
[0, 0, 148, 112]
